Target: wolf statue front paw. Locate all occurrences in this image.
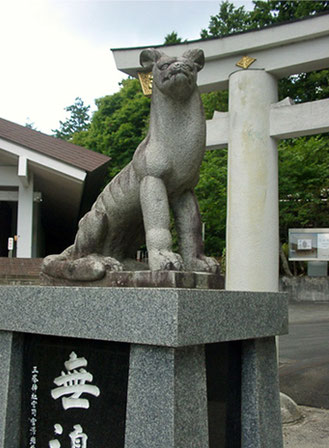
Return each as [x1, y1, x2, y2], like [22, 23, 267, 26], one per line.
[42, 254, 106, 281]
[42, 254, 124, 281]
[94, 255, 124, 272]
[148, 249, 185, 271]
[185, 255, 221, 274]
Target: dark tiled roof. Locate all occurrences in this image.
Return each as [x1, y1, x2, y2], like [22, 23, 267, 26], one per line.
[0, 117, 110, 172]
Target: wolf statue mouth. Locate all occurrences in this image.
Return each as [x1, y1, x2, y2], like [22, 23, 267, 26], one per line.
[166, 70, 190, 83]
[170, 69, 188, 78]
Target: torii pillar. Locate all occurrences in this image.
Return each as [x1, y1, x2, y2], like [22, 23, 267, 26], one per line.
[227, 70, 282, 447]
[226, 69, 278, 292]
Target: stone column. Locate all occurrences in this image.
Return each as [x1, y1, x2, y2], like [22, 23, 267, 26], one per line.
[226, 69, 279, 293]
[241, 337, 283, 448]
[0, 331, 13, 447]
[17, 175, 34, 258]
[226, 69, 283, 447]
[124, 344, 209, 448]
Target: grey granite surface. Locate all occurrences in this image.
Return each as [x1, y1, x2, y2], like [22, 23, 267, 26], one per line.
[0, 332, 12, 448]
[0, 286, 288, 346]
[241, 337, 283, 448]
[125, 344, 208, 448]
[4, 334, 23, 448]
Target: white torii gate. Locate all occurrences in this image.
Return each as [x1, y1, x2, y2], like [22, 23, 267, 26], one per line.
[112, 15, 329, 446]
[112, 13, 329, 294]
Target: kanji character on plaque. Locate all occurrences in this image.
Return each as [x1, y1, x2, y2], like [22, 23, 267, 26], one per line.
[51, 352, 100, 410]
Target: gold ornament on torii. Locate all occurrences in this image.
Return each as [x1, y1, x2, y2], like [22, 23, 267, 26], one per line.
[236, 56, 257, 69]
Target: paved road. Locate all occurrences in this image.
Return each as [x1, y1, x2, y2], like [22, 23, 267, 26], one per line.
[279, 302, 329, 409]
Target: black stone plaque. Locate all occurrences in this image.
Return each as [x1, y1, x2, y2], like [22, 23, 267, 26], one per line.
[21, 334, 129, 448]
[206, 341, 242, 448]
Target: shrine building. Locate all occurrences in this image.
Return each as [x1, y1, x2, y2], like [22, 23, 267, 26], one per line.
[0, 118, 110, 258]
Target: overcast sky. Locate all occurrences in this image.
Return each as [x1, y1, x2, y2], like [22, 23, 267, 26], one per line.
[0, 0, 254, 134]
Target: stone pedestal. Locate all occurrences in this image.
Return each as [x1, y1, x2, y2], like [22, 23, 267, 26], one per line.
[125, 345, 209, 448]
[0, 331, 13, 447]
[0, 285, 288, 447]
[241, 337, 283, 447]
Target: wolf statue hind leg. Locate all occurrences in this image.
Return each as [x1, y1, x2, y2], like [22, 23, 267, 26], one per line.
[42, 207, 123, 281]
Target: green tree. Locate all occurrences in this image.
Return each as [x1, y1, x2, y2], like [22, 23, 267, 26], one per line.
[164, 31, 184, 45]
[251, 1, 329, 27]
[201, 1, 329, 39]
[201, 0, 251, 38]
[279, 136, 329, 240]
[53, 97, 91, 141]
[25, 118, 37, 130]
[202, 90, 228, 118]
[72, 79, 150, 179]
[195, 150, 227, 256]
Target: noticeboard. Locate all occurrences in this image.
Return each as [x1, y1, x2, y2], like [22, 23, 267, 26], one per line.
[288, 228, 329, 261]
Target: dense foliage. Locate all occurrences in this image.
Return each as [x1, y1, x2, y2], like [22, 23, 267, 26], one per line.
[201, 1, 329, 38]
[279, 136, 329, 241]
[163, 31, 184, 45]
[52, 97, 91, 141]
[195, 150, 227, 255]
[72, 79, 150, 179]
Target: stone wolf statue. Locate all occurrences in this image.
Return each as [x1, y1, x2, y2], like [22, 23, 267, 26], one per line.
[42, 48, 220, 281]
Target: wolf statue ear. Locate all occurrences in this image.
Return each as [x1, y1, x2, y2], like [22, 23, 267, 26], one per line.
[140, 49, 163, 69]
[182, 49, 205, 72]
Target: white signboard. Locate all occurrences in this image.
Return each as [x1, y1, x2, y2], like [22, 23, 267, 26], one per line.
[297, 239, 312, 250]
[317, 233, 329, 260]
[289, 228, 329, 261]
[7, 237, 14, 251]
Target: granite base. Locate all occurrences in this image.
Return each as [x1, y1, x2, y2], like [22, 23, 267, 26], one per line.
[0, 285, 288, 448]
[125, 345, 208, 448]
[241, 337, 283, 448]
